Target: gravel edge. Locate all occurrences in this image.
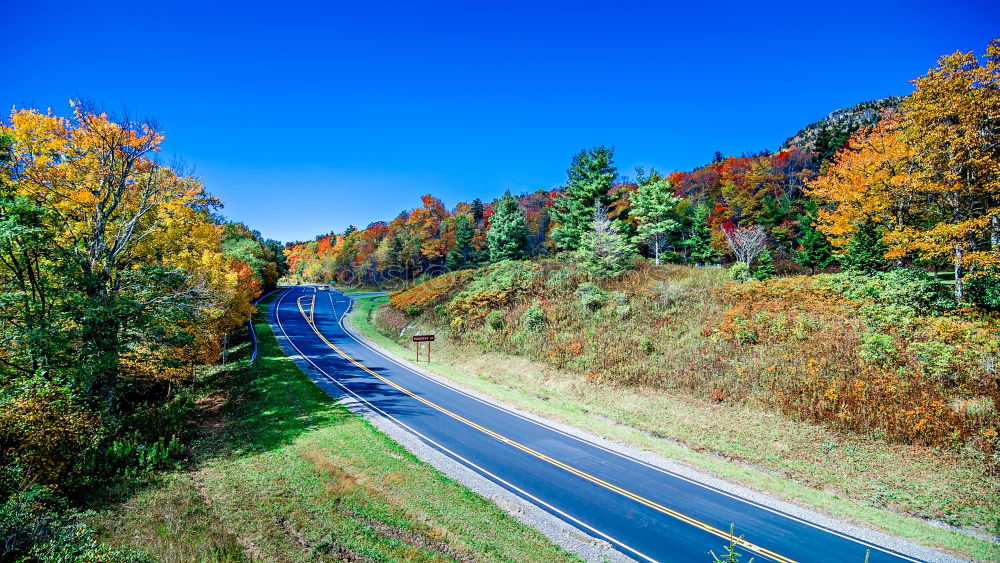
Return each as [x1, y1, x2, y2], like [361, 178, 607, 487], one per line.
[267, 292, 632, 563]
[333, 297, 974, 563]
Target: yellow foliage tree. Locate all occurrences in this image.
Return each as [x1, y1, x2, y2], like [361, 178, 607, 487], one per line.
[2, 101, 253, 406]
[894, 39, 1000, 299]
[808, 39, 1000, 299]
[806, 115, 915, 250]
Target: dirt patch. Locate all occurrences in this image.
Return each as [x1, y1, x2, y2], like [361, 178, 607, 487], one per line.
[277, 517, 372, 562]
[340, 507, 476, 562]
[193, 392, 230, 451]
[304, 449, 363, 497]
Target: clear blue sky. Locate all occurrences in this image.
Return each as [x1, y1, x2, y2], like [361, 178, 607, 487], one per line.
[5, 1, 998, 243]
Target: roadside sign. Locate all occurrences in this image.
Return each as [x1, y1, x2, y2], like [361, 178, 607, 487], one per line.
[412, 334, 435, 361]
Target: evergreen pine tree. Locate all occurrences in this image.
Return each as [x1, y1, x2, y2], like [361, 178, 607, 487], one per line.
[446, 215, 475, 270]
[549, 146, 617, 251]
[840, 222, 890, 273]
[753, 248, 777, 280]
[813, 124, 833, 161]
[631, 176, 680, 264]
[793, 200, 834, 275]
[684, 203, 718, 265]
[487, 192, 530, 262]
[471, 198, 485, 225]
[578, 203, 634, 279]
[757, 195, 787, 232]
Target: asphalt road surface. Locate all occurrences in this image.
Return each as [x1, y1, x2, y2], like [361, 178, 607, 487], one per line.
[268, 286, 937, 563]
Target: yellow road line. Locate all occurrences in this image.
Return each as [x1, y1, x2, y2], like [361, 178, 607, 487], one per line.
[295, 294, 796, 563]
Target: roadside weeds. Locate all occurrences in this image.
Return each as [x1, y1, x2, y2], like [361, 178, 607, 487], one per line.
[348, 295, 1000, 562]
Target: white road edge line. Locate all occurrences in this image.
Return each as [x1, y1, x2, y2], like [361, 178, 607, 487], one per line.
[272, 287, 658, 563]
[332, 291, 931, 563]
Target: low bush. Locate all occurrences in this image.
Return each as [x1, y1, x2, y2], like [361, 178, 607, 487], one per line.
[729, 262, 752, 283]
[819, 269, 953, 313]
[485, 310, 506, 330]
[92, 433, 184, 480]
[450, 261, 542, 319]
[576, 282, 608, 312]
[0, 384, 101, 492]
[520, 304, 546, 329]
[388, 269, 475, 314]
[0, 485, 150, 562]
[965, 272, 1000, 310]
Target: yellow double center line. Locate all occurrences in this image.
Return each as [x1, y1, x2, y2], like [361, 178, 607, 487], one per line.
[295, 292, 796, 563]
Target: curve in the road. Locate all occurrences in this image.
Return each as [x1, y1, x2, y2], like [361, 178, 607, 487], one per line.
[269, 286, 934, 563]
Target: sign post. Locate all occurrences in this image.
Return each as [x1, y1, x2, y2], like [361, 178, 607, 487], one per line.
[412, 334, 435, 362]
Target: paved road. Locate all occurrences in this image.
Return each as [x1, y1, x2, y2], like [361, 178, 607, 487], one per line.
[268, 286, 934, 563]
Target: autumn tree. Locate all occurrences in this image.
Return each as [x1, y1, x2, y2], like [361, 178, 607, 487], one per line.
[891, 39, 1000, 300]
[0, 102, 275, 514]
[806, 116, 913, 269]
[724, 225, 767, 265]
[1, 102, 245, 410]
[550, 146, 617, 251]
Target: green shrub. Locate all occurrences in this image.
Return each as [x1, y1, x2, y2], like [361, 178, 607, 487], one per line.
[461, 260, 540, 297]
[965, 272, 1000, 310]
[520, 304, 546, 329]
[735, 328, 757, 345]
[820, 269, 952, 313]
[858, 303, 916, 331]
[0, 486, 151, 562]
[406, 305, 420, 316]
[485, 310, 506, 330]
[92, 433, 184, 480]
[610, 291, 631, 318]
[909, 341, 957, 382]
[860, 331, 897, 366]
[754, 249, 777, 281]
[450, 261, 541, 318]
[576, 282, 608, 312]
[729, 262, 752, 283]
[544, 266, 578, 292]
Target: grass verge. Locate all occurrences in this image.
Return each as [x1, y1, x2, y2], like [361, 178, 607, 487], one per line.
[92, 295, 576, 562]
[349, 295, 1000, 562]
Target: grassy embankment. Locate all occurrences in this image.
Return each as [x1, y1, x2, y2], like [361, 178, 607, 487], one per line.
[93, 295, 575, 562]
[348, 261, 1000, 562]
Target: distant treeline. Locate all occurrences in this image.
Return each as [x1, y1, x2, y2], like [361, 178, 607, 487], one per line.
[286, 40, 1000, 306]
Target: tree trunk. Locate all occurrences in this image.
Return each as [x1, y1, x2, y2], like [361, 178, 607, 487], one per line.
[954, 244, 964, 302]
[654, 236, 660, 265]
[992, 214, 1000, 250]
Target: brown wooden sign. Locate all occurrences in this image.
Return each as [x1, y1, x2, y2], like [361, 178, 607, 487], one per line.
[412, 334, 434, 361]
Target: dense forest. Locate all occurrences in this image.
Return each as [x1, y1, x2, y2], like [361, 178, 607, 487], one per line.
[286, 40, 999, 307]
[0, 102, 287, 558]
